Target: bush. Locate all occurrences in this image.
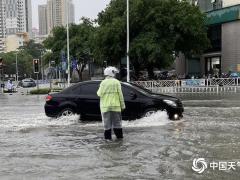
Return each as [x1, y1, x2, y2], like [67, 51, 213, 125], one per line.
[30, 88, 63, 95]
[30, 88, 51, 95]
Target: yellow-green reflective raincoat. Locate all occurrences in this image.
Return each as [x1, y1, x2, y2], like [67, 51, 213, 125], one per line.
[97, 77, 125, 113]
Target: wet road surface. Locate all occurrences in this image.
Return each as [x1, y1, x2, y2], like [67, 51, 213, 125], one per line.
[0, 93, 240, 179]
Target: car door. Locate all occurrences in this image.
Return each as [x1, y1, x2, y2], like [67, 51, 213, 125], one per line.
[78, 82, 100, 116]
[121, 84, 140, 119]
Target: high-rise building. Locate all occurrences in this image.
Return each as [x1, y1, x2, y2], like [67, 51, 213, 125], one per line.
[0, 0, 32, 52]
[4, 0, 32, 36]
[38, 4, 48, 35]
[62, 0, 75, 26]
[46, 0, 75, 34]
[25, 0, 32, 37]
[0, 0, 5, 39]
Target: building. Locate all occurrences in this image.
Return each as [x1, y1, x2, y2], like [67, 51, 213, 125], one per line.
[32, 27, 48, 44]
[46, 0, 75, 34]
[62, 0, 75, 26]
[176, 0, 240, 77]
[38, 4, 48, 35]
[4, 0, 32, 36]
[25, 0, 32, 38]
[5, 32, 29, 52]
[0, 0, 32, 52]
[223, 0, 240, 7]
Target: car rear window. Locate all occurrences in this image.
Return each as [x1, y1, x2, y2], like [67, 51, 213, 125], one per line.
[62, 82, 100, 96]
[80, 83, 99, 95]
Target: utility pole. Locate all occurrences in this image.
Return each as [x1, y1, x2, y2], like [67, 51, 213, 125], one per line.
[126, 0, 130, 82]
[66, 0, 70, 87]
[40, 51, 44, 82]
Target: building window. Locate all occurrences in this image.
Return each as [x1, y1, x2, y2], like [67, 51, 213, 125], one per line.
[206, 24, 221, 53]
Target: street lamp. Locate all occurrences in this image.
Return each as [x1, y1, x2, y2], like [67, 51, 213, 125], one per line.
[66, 0, 70, 87]
[126, 0, 130, 82]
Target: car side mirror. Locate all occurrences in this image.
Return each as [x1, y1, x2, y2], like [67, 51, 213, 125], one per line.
[130, 92, 137, 100]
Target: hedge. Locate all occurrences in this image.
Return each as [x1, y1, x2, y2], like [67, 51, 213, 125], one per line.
[30, 88, 63, 95]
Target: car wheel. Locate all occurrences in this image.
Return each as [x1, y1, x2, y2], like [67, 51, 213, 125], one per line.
[58, 107, 75, 118]
[142, 108, 157, 117]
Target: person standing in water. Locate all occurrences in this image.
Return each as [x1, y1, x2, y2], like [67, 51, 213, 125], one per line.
[97, 66, 125, 140]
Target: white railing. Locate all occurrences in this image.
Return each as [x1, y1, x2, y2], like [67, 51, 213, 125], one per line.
[134, 78, 240, 87]
[207, 78, 239, 86]
[133, 78, 240, 93]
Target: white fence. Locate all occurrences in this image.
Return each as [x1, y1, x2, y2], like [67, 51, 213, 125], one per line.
[134, 78, 240, 93]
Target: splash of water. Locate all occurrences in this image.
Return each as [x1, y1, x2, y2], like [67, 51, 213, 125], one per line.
[0, 111, 171, 132]
[0, 114, 80, 132]
[123, 111, 170, 127]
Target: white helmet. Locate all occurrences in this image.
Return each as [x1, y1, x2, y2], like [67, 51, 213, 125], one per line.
[104, 66, 119, 77]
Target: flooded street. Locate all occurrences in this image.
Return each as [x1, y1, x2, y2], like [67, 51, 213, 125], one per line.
[0, 93, 240, 179]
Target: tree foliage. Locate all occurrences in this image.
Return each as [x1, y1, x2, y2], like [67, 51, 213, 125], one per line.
[0, 51, 33, 79]
[19, 40, 44, 59]
[43, 18, 95, 80]
[94, 0, 210, 77]
[0, 40, 46, 79]
[42, 0, 210, 79]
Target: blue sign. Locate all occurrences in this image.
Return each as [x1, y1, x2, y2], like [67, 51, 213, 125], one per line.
[61, 51, 67, 71]
[182, 79, 205, 86]
[71, 58, 78, 70]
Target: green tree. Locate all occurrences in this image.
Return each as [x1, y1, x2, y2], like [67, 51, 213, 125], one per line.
[0, 51, 34, 79]
[19, 39, 45, 59]
[94, 0, 210, 78]
[43, 26, 67, 65]
[43, 18, 95, 80]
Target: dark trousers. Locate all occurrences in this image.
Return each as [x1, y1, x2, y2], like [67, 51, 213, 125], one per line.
[104, 128, 123, 140]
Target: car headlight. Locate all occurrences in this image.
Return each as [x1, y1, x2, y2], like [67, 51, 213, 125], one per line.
[163, 100, 177, 107]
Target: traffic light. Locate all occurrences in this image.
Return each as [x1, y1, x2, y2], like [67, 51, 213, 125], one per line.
[33, 59, 39, 73]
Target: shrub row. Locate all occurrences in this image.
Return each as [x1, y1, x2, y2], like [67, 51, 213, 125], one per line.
[30, 88, 63, 95]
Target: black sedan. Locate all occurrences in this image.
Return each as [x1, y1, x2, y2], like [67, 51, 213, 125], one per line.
[44, 81, 184, 120]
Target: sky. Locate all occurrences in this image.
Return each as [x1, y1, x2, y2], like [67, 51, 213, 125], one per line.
[32, 0, 111, 29]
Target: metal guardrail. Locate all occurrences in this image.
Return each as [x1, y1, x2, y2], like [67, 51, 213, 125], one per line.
[150, 86, 238, 94]
[134, 78, 240, 93]
[134, 78, 240, 87]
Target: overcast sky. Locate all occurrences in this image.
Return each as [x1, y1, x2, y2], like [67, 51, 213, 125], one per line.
[32, 0, 111, 29]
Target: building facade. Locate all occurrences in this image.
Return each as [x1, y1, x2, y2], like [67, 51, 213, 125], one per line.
[4, 0, 32, 36]
[5, 32, 29, 52]
[46, 0, 74, 34]
[38, 4, 48, 35]
[0, 0, 32, 52]
[176, 0, 240, 77]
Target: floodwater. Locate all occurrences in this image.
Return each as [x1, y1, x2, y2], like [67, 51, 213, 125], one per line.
[0, 92, 240, 179]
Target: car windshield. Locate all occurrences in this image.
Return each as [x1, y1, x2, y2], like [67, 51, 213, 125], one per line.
[124, 83, 153, 95]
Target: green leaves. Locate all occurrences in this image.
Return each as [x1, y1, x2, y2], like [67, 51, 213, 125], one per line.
[42, 0, 209, 78]
[0, 51, 33, 78]
[94, 0, 209, 76]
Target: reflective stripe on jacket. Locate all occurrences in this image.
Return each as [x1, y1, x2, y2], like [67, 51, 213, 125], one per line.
[97, 77, 125, 113]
